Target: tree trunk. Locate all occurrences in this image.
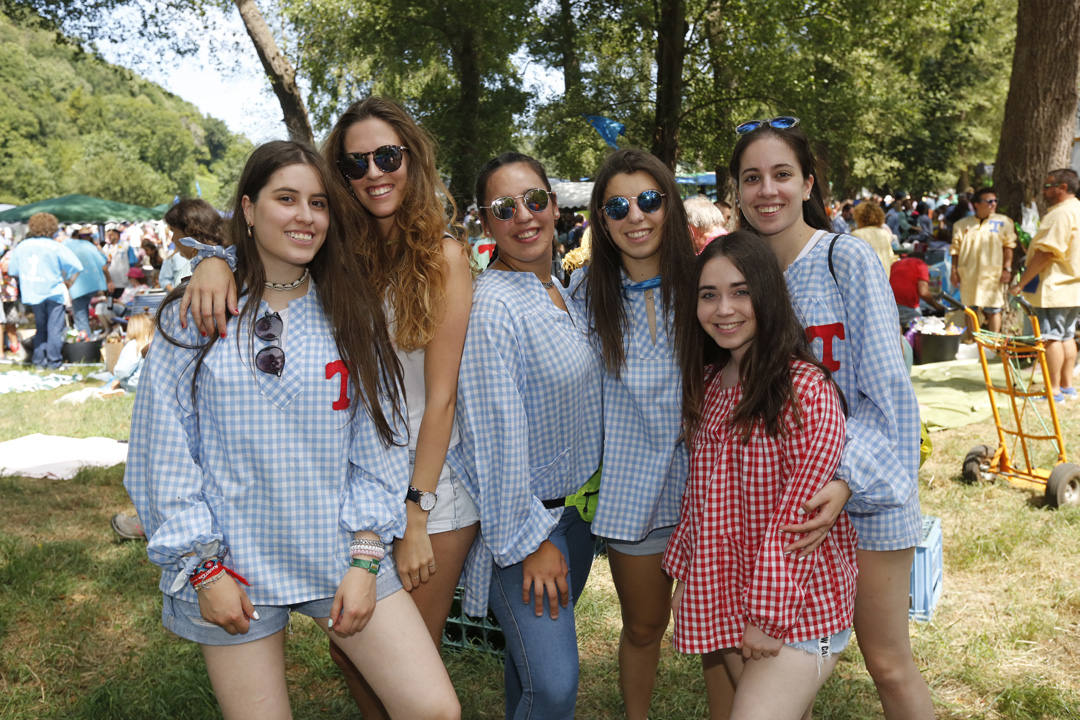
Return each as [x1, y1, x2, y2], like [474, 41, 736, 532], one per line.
[993, 0, 1080, 220]
[651, 0, 685, 169]
[557, 0, 581, 99]
[448, 30, 482, 211]
[234, 0, 314, 145]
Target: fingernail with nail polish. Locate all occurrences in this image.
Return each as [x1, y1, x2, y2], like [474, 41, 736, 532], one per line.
[251, 610, 260, 621]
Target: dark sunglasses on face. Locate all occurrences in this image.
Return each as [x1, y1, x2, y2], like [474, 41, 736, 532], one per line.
[481, 188, 552, 221]
[337, 145, 408, 180]
[734, 116, 801, 135]
[603, 190, 665, 221]
[980, 198, 998, 204]
[254, 311, 285, 376]
[1044, 182, 1064, 189]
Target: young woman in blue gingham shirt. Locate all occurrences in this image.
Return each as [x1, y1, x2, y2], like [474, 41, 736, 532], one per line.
[729, 119, 933, 720]
[447, 152, 604, 719]
[564, 149, 700, 720]
[124, 141, 459, 719]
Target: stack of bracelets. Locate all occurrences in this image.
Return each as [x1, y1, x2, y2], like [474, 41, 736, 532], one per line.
[349, 537, 385, 575]
[190, 556, 250, 593]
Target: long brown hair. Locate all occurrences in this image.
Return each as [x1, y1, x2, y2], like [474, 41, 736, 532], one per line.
[577, 148, 697, 378]
[678, 230, 837, 444]
[158, 140, 404, 445]
[323, 96, 465, 352]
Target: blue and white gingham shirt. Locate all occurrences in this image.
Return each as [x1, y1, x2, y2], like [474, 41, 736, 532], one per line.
[785, 231, 922, 550]
[124, 282, 410, 606]
[447, 270, 604, 616]
[566, 268, 687, 542]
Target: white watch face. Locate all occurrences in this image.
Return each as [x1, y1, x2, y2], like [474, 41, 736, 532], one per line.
[419, 492, 437, 512]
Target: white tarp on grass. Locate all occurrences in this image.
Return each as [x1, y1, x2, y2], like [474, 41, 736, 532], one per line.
[0, 433, 127, 479]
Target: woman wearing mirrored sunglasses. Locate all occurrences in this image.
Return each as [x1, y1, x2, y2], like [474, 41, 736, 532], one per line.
[125, 140, 459, 720]
[446, 151, 603, 719]
[730, 120, 933, 720]
[179, 97, 476, 720]
[565, 148, 711, 720]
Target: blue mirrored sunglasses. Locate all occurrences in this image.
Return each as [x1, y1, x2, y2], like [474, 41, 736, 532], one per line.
[734, 116, 801, 135]
[603, 190, 665, 220]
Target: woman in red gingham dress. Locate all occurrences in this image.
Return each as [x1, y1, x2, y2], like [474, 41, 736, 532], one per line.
[663, 231, 856, 719]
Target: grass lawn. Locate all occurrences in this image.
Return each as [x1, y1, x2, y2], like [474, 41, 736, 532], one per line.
[1, 368, 1079, 719]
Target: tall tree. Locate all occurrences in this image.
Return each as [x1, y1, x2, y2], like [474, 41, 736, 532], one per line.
[994, 0, 1080, 221]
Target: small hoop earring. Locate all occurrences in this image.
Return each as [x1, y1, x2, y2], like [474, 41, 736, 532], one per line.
[247, 224, 253, 238]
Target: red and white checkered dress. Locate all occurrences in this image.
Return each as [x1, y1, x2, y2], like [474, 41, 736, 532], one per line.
[662, 360, 857, 654]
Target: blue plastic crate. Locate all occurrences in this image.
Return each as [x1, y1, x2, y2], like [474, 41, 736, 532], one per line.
[909, 515, 943, 621]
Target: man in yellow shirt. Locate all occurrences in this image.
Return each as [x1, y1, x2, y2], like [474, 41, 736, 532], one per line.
[951, 187, 1016, 332]
[1010, 168, 1080, 402]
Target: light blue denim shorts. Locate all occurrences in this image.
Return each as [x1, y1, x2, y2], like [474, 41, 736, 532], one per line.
[786, 627, 852, 658]
[410, 450, 480, 534]
[605, 525, 675, 557]
[1033, 306, 1080, 341]
[162, 553, 403, 646]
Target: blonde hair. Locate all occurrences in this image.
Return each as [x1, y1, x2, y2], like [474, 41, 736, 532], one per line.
[852, 201, 885, 228]
[125, 314, 155, 355]
[322, 97, 468, 352]
[683, 195, 726, 234]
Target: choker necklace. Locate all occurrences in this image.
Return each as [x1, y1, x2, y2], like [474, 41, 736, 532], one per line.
[265, 267, 309, 291]
[494, 258, 555, 289]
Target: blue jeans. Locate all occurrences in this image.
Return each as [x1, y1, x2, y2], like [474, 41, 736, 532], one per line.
[488, 508, 594, 720]
[70, 293, 94, 336]
[29, 299, 66, 368]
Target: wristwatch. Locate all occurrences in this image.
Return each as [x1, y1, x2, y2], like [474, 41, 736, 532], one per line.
[406, 486, 438, 512]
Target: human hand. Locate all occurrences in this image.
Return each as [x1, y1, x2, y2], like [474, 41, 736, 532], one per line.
[329, 567, 377, 637]
[1009, 283, 1021, 296]
[741, 623, 784, 660]
[395, 511, 436, 592]
[999, 269, 1013, 285]
[950, 271, 960, 289]
[671, 581, 685, 616]
[521, 540, 569, 619]
[781, 479, 851, 556]
[197, 575, 257, 635]
[178, 257, 237, 337]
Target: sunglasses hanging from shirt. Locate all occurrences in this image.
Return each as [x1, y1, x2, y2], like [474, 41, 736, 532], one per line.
[337, 145, 408, 180]
[254, 311, 285, 377]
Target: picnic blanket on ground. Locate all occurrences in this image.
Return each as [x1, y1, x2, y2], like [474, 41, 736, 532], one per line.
[910, 357, 1012, 431]
[0, 371, 78, 394]
[0, 433, 127, 479]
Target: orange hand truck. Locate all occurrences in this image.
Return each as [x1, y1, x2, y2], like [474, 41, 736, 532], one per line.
[943, 295, 1078, 506]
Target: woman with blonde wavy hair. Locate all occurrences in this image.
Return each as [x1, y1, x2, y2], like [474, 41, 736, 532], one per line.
[180, 98, 476, 718]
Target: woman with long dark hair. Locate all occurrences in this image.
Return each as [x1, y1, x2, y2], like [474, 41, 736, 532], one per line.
[125, 140, 459, 720]
[566, 148, 701, 719]
[728, 118, 933, 719]
[179, 98, 477, 718]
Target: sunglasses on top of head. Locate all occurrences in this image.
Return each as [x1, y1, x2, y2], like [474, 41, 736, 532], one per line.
[602, 190, 665, 221]
[734, 116, 801, 136]
[337, 145, 408, 180]
[481, 188, 553, 221]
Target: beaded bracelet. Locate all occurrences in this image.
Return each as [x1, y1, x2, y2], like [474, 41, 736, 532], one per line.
[350, 545, 386, 560]
[189, 557, 250, 591]
[349, 557, 381, 575]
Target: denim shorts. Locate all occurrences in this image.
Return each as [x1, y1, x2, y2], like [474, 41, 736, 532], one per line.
[162, 553, 403, 646]
[410, 449, 480, 534]
[1033, 306, 1080, 341]
[605, 525, 675, 557]
[786, 627, 852, 658]
[972, 305, 1002, 315]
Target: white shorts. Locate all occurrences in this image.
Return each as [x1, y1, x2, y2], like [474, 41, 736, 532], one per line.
[412, 449, 480, 534]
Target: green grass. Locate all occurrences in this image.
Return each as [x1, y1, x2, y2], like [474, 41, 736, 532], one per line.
[1, 374, 1079, 718]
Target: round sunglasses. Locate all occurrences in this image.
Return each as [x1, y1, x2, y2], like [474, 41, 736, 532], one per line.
[603, 190, 665, 221]
[481, 188, 552, 221]
[337, 145, 408, 180]
[254, 311, 285, 377]
[734, 116, 801, 136]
